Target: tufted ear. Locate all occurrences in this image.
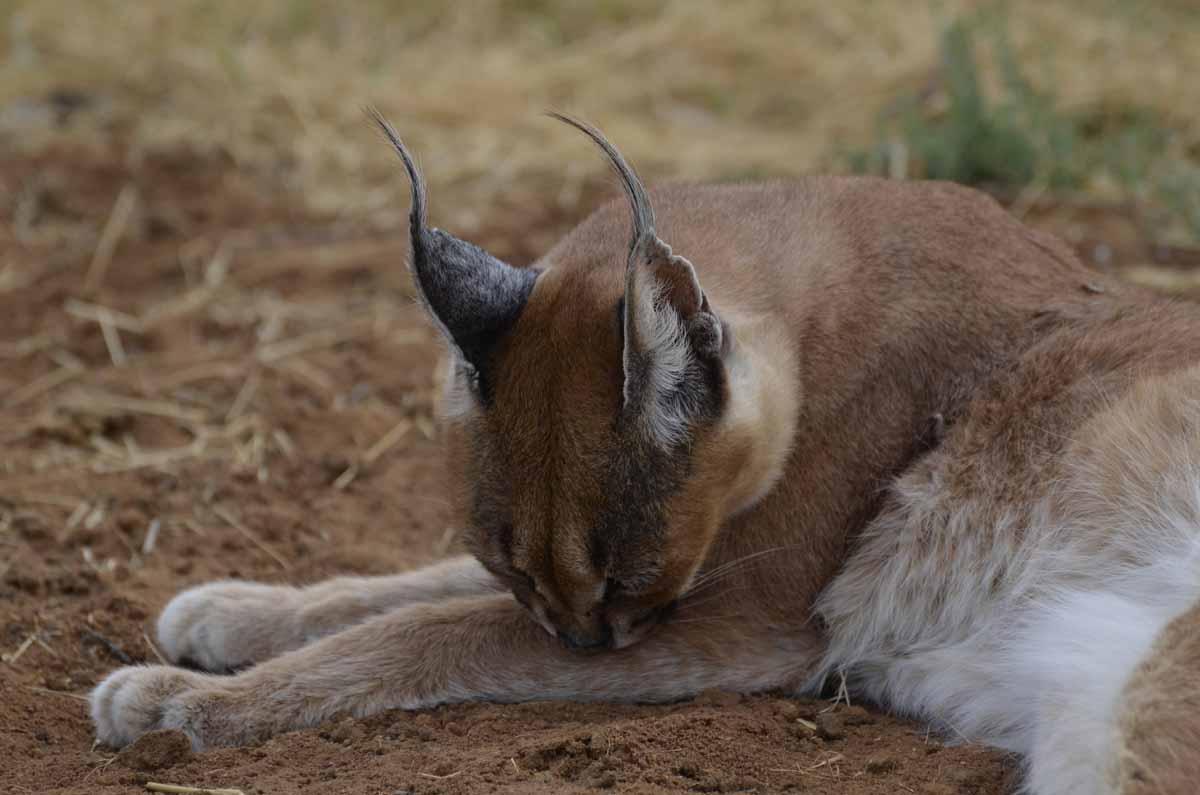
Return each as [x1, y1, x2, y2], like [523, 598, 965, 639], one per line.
[370, 109, 538, 389]
[550, 113, 726, 447]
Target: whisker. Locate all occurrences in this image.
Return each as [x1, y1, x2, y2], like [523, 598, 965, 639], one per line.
[692, 544, 801, 583]
[676, 585, 759, 613]
[683, 569, 753, 598]
[685, 568, 755, 597]
[668, 615, 742, 625]
[684, 545, 803, 596]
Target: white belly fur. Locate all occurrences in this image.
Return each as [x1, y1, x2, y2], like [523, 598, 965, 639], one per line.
[813, 369, 1200, 795]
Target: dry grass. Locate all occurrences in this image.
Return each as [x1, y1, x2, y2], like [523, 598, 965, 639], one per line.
[145, 784, 246, 795]
[2, 1, 1198, 236]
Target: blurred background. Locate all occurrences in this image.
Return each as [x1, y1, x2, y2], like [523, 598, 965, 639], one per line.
[3, 1, 1199, 263]
[2, 5, 1200, 791]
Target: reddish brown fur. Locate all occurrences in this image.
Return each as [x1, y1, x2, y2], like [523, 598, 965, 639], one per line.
[466, 178, 1119, 633]
[90, 147, 1200, 795]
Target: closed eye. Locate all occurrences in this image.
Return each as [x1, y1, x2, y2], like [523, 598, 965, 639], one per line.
[605, 568, 661, 598]
[633, 599, 677, 628]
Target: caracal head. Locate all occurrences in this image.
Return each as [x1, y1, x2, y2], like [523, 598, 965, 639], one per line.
[371, 110, 788, 650]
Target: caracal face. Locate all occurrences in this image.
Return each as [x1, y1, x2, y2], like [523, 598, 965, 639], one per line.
[413, 116, 782, 651]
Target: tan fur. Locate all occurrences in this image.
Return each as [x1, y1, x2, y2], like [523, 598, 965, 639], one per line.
[1113, 599, 1200, 794]
[91, 127, 1200, 793]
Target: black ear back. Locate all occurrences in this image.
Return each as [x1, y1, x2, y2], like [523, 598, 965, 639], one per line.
[370, 108, 539, 383]
[413, 228, 538, 374]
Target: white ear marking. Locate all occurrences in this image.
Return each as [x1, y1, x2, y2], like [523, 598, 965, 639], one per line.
[627, 263, 698, 448]
[438, 355, 475, 420]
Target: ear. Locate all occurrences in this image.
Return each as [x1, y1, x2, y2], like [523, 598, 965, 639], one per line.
[550, 113, 726, 447]
[624, 234, 724, 386]
[370, 109, 538, 388]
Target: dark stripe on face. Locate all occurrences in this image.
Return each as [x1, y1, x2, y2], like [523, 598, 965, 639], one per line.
[593, 293, 729, 578]
[615, 296, 626, 351]
[590, 425, 691, 577]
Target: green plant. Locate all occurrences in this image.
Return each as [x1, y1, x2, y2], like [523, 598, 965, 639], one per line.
[1157, 165, 1200, 243]
[848, 12, 1075, 188]
[846, 9, 1200, 245]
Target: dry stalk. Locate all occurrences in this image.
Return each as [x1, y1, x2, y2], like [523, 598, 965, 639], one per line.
[85, 185, 139, 292]
[90, 433, 128, 461]
[154, 360, 245, 389]
[332, 463, 359, 490]
[12, 492, 83, 508]
[50, 348, 87, 371]
[140, 285, 217, 328]
[91, 440, 211, 474]
[257, 328, 351, 363]
[211, 505, 290, 570]
[143, 631, 169, 665]
[414, 415, 436, 440]
[66, 393, 209, 425]
[5, 366, 82, 409]
[64, 501, 90, 534]
[0, 332, 56, 359]
[98, 309, 128, 367]
[145, 784, 246, 795]
[141, 518, 162, 555]
[225, 370, 260, 422]
[2, 633, 36, 665]
[81, 628, 133, 665]
[271, 428, 296, 458]
[433, 525, 458, 557]
[64, 299, 143, 333]
[363, 418, 412, 465]
[333, 418, 412, 490]
[27, 686, 89, 703]
[265, 357, 333, 395]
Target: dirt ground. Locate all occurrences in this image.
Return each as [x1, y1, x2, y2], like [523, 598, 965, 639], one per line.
[1, 138, 1194, 795]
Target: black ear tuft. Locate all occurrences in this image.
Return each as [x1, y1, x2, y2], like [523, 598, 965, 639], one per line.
[369, 109, 538, 386]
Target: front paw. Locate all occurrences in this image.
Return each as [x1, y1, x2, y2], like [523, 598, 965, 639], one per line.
[157, 581, 301, 671]
[90, 666, 206, 749]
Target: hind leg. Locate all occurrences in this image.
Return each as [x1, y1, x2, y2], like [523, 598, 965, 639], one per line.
[1108, 600, 1200, 795]
[1012, 587, 1200, 795]
[157, 555, 499, 671]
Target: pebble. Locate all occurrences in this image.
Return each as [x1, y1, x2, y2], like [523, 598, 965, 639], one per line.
[814, 712, 845, 741]
[116, 729, 193, 771]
